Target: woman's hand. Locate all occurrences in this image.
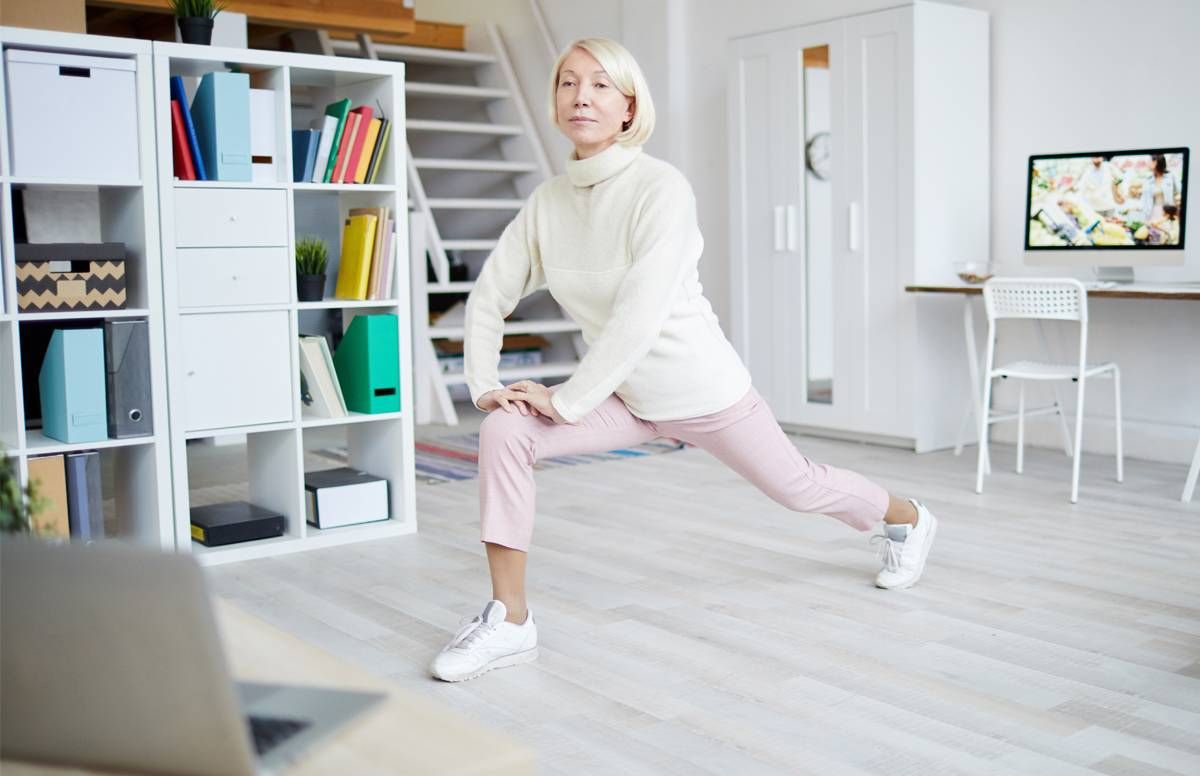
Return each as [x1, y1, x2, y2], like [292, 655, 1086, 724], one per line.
[506, 381, 570, 424]
[478, 389, 539, 417]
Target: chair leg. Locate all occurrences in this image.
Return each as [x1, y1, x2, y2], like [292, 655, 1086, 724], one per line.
[1184, 433, 1200, 503]
[1016, 381, 1026, 474]
[976, 376, 993, 494]
[1112, 367, 1123, 484]
[1071, 377, 1086, 503]
[1053, 385, 1073, 457]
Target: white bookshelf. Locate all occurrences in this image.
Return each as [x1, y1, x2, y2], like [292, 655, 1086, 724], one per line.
[151, 42, 415, 565]
[0, 27, 174, 549]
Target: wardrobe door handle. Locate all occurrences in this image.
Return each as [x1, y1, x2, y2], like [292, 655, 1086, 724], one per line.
[773, 205, 785, 251]
[785, 205, 797, 252]
[848, 201, 861, 252]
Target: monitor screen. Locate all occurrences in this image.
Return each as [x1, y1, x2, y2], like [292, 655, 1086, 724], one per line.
[1025, 148, 1188, 251]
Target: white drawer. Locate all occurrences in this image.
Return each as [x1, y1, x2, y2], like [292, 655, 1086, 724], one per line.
[177, 247, 291, 308]
[175, 188, 289, 247]
[180, 312, 293, 431]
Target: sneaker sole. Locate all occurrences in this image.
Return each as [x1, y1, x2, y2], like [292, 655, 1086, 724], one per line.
[875, 513, 938, 590]
[431, 646, 539, 683]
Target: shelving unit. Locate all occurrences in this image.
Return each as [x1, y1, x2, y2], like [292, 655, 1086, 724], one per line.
[325, 25, 583, 425]
[0, 27, 174, 549]
[152, 42, 415, 565]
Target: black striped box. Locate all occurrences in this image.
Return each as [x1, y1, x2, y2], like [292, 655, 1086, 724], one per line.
[15, 243, 127, 313]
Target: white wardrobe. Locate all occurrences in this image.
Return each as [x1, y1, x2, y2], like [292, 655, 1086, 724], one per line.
[728, 1, 989, 451]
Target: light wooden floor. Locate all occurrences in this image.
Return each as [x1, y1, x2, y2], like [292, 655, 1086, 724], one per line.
[208, 409, 1200, 775]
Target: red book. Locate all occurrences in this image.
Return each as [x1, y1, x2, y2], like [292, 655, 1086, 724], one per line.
[170, 100, 196, 180]
[330, 112, 361, 184]
[341, 106, 374, 183]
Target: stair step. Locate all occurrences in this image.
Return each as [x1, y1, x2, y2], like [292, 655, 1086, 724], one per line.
[330, 39, 496, 66]
[442, 240, 498, 251]
[442, 361, 580, 385]
[413, 158, 538, 174]
[429, 319, 582, 338]
[407, 119, 523, 136]
[428, 281, 477, 293]
[406, 82, 510, 100]
[426, 198, 524, 210]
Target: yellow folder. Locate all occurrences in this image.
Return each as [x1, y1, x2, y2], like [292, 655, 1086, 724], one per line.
[353, 118, 382, 183]
[334, 214, 378, 300]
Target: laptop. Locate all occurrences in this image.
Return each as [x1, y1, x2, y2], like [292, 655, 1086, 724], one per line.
[0, 538, 385, 775]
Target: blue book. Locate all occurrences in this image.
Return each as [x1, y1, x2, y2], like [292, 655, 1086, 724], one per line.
[190, 71, 252, 182]
[65, 451, 104, 542]
[292, 129, 320, 182]
[170, 75, 208, 181]
[39, 328, 108, 444]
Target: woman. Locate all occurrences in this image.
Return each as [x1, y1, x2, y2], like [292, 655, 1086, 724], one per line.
[1148, 154, 1182, 222]
[431, 38, 939, 683]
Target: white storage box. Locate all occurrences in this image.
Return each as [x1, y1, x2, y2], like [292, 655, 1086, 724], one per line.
[5, 49, 140, 180]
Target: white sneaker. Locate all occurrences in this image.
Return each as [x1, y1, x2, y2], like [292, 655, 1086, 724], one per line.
[430, 600, 538, 682]
[873, 499, 938, 589]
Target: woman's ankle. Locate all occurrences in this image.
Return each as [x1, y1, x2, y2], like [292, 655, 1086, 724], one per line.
[883, 496, 919, 525]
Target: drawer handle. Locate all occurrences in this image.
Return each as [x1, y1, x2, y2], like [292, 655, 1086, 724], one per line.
[229, 215, 238, 222]
[231, 275, 239, 281]
[186, 370, 196, 377]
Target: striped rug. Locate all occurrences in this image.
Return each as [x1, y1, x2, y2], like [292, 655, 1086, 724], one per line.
[318, 434, 689, 485]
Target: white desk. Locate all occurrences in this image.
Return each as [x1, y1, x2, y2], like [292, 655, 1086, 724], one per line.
[905, 283, 1200, 500]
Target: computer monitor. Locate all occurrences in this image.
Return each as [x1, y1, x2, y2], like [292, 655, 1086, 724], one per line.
[1024, 147, 1188, 281]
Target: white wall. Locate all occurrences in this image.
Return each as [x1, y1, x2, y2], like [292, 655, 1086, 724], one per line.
[421, 0, 1200, 464]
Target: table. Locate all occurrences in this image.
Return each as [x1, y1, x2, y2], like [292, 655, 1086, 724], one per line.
[2, 600, 537, 775]
[905, 283, 1200, 500]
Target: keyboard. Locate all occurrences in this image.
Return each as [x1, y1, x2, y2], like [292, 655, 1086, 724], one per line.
[248, 715, 311, 756]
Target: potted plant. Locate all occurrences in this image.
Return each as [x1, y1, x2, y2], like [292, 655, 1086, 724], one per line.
[296, 236, 329, 302]
[1, 448, 44, 535]
[170, 0, 226, 46]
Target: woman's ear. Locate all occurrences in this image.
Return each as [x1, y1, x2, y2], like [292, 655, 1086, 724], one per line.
[623, 98, 635, 129]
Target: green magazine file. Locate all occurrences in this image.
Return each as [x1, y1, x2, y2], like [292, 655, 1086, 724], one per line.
[333, 314, 400, 413]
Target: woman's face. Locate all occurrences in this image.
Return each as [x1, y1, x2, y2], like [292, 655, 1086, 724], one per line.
[555, 47, 633, 160]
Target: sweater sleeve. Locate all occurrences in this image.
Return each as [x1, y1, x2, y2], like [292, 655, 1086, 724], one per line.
[550, 173, 702, 423]
[463, 196, 547, 410]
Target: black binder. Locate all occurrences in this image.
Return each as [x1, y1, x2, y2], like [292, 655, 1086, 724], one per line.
[104, 319, 154, 438]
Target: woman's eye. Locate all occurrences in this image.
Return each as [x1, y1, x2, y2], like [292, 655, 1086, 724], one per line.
[595, 83, 608, 88]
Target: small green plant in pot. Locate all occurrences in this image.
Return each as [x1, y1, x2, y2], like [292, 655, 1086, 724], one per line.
[296, 236, 329, 302]
[170, 0, 227, 46]
[1, 447, 45, 535]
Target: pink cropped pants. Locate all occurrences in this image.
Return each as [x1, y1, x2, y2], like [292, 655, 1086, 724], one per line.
[477, 386, 889, 552]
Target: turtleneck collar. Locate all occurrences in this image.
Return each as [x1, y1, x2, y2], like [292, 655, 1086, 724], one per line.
[565, 142, 643, 188]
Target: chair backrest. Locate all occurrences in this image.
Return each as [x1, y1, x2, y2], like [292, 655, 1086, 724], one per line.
[982, 278, 1088, 323]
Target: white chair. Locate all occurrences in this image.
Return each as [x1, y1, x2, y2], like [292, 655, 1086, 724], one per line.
[976, 278, 1123, 503]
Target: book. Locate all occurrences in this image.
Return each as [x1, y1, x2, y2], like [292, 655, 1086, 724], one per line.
[330, 111, 360, 185]
[334, 213, 378, 300]
[348, 206, 388, 299]
[65, 450, 103, 542]
[310, 114, 338, 183]
[379, 217, 395, 299]
[365, 118, 391, 184]
[342, 106, 374, 183]
[170, 75, 207, 180]
[292, 129, 320, 182]
[320, 97, 352, 183]
[27, 454, 70, 538]
[352, 117, 382, 184]
[169, 100, 196, 180]
[298, 335, 347, 418]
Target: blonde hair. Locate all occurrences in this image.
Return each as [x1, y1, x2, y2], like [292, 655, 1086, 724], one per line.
[546, 37, 656, 148]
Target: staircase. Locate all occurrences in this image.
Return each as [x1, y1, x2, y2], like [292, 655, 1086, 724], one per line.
[308, 26, 583, 424]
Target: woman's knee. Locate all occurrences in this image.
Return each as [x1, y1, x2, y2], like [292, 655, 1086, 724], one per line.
[478, 409, 540, 458]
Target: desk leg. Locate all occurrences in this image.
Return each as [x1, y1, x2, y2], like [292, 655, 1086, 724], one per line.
[1183, 433, 1200, 503]
[955, 295, 989, 473]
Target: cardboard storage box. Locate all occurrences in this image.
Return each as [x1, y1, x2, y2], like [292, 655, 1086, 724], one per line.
[5, 48, 139, 180]
[16, 243, 127, 312]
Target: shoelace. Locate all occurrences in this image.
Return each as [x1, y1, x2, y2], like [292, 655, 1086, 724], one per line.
[449, 616, 496, 650]
[870, 534, 903, 572]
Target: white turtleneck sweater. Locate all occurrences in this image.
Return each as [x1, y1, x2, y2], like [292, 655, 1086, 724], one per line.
[463, 142, 752, 424]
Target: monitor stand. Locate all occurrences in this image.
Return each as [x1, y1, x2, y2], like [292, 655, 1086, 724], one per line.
[1095, 266, 1135, 284]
